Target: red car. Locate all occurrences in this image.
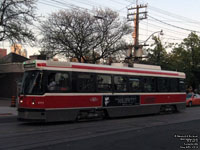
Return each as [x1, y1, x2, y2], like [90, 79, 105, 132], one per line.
[186, 93, 200, 107]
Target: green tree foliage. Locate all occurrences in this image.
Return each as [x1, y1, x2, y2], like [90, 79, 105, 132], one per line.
[143, 32, 200, 89]
[0, 0, 37, 44]
[169, 32, 200, 88]
[40, 8, 132, 63]
[142, 36, 170, 69]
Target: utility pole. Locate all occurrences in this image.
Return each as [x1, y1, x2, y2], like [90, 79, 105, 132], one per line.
[127, 1, 147, 63]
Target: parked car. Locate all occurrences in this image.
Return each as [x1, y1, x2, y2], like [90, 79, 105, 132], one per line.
[186, 93, 200, 107]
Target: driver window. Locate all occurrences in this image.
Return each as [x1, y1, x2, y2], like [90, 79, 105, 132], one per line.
[47, 72, 70, 92]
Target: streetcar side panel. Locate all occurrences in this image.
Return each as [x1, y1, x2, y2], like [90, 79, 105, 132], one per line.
[18, 60, 186, 122]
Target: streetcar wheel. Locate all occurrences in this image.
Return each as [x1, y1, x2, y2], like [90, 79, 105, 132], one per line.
[103, 109, 109, 119]
[160, 105, 165, 113]
[171, 105, 177, 112]
[188, 101, 192, 107]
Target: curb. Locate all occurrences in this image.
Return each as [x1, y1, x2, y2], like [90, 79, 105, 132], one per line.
[0, 113, 14, 116]
[0, 107, 18, 117]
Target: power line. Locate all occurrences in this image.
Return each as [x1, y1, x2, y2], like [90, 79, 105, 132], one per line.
[140, 20, 189, 36]
[148, 15, 200, 33]
[49, 0, 86, 10]
[138, 24, 187, 43]
[38, 1, 68, 9]
[47, 0, 129, 16]
[148, 11, 200, 29]
[110, 0, 128, 6]
[148, 18, 200, 23]
[38, 0, 199, 42]
[69, 0, 95, 8]
[40, 0, 91, 11]
[139, 27, 186, 41]
[149, 11, 199, 23]
[149, 5, 200, 24]
[67, 0, 133, 16]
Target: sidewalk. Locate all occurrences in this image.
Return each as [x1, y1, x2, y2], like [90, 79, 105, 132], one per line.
[0, 99, 17, 117]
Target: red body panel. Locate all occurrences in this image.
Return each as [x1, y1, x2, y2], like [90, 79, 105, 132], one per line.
[19, 96, 46, 109]
[141, 94, 186, 104]
[19, 95, 102, 109]
[44, 95, 102, 108]
[19, 94, 186, 109]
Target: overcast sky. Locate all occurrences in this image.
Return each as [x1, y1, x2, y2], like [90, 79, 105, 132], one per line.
[2, 0, 200, 57]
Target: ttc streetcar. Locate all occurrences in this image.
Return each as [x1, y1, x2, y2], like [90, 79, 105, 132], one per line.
[18, 60, 186, 122]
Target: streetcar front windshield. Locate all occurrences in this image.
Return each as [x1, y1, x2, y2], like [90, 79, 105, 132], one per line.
[20, 70, 44, 95]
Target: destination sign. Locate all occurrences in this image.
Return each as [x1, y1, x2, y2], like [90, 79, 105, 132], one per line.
[24, 63, 36, 68]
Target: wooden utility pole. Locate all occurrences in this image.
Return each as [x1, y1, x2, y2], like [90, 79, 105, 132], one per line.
[127, 1, 147, 61]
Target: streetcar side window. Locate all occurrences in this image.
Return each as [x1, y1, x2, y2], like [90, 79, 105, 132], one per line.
[114, 75, 127, 92]
[179, 79, 185, 92]
[97, 74, 112, 92]
[128, 77, 141, 92]
[169, 78, 179, 92]
[143, 77, 156, 92]
[47, 72, 70, 93]
[158, 78, 169, 92]
[77, 73, 95, 92]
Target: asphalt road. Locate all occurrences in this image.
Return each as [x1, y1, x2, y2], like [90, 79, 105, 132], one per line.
[0, 107, 200, 150]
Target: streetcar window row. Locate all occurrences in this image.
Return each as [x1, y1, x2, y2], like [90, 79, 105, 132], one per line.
[44, 71, 185, 93]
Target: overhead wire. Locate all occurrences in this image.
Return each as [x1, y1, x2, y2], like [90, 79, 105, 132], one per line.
[139, 27, 185, 42]
[149, 5, 200, 24]
[37, 0, 199, 44]
[148, 10, 200, 29]
[49, 0, 87, 10]
[140, 20, 189, 36]
[38, 1, 67, 9]
[110, 0, 129, 5]
[148, 15, 200, 33]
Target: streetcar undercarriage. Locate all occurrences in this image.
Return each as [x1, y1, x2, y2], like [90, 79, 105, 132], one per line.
[18, 103, 185, 122]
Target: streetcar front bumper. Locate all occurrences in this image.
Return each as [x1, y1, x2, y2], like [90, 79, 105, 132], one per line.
[18, 108, 46, 122]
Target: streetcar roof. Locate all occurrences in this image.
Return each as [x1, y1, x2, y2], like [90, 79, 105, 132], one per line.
[23, 60, 185, 78]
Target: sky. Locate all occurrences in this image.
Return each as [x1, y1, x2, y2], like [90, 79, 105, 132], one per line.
[1, 0, 200, 57]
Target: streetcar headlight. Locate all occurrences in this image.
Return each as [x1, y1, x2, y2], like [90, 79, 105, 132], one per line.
[20, 100, 23, 103]
[31, 99, 36, 105]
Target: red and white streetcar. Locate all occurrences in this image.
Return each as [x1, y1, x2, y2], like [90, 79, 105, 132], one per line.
[18, 60, 186, 122]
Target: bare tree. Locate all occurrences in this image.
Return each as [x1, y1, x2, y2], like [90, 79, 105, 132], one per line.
[40, 8, 132, 63]
[0, 0, 37, 44]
